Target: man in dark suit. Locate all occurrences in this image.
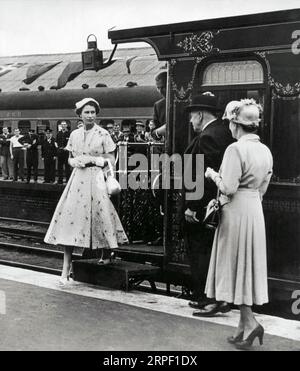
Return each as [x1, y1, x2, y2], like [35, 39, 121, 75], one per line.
[56, 121, 71, 184]
[147, 72, 167, 246]
[23, 129, 39, 183]
[183, 92, 234, 316]
[41, 128, 57, 183]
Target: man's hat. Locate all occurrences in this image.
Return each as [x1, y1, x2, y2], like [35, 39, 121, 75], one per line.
[136, 121, 145, 127]
[75, 97, 100, 115]
[185, 92, 220, 113]
[45, 128, 52, 133]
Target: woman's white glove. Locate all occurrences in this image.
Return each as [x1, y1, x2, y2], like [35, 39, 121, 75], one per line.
[94, 157, 106, 167]
[68, 157, 85, 168]
[205, 167, 219, 181]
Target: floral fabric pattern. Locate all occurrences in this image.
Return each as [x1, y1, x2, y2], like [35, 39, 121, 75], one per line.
[44, 125, 128, 249]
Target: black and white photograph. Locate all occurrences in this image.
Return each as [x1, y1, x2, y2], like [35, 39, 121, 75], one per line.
[0, 0, 299, 355]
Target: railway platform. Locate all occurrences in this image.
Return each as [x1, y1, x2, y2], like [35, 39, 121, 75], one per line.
[0, 265, 299, 351]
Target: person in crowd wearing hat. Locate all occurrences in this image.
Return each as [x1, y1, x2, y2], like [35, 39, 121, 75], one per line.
[44, 98, 128, 286]
[9, 128, 26, 181]
[56, 121, 71, 184]
[41, 128, 57, 183]
[112, 123, 123, 143]
[183, 92, 234, 316]
[134, 121, 147, 143]
[22, 128, 39, 183]
[204, 99, 273, 349]
[0, 127, 14, 180]
[106, 122, 119, 144]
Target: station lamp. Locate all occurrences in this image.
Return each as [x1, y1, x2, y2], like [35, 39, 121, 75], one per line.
[81, 34, 117, 71]
[82, 34, 103, 71]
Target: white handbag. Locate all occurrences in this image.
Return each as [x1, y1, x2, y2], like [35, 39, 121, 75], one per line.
[105, 160, 121, 196]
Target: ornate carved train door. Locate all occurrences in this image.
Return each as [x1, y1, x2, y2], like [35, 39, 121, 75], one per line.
[164, 57, 268, 282]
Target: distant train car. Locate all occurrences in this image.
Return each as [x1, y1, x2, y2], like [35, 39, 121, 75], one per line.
[0, 86, 161, 135]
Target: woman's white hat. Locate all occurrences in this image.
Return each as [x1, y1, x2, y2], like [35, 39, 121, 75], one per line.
[75, 97, 100, 115]
[222, 100, 242, 121]
[234, 99, 262, 127]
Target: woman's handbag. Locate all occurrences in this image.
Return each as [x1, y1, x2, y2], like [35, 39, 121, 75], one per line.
[203, 189, 220, 230]
[105, 160, 121, 196]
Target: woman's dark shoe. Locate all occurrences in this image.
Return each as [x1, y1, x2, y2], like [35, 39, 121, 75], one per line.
[235, 324, 264, 350]
[227, 332, 244, 344]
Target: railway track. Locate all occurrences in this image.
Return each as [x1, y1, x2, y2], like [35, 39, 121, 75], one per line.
[0, 217, 47, 242]
[0, 240, 83, 275]
[0, 217, 82, 275]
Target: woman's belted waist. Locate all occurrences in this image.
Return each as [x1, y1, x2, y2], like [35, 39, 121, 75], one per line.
[237, 188, 259, 193]
[84, 162, 97, 167]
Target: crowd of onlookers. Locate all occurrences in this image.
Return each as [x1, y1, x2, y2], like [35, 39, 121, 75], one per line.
[0, 118, 164, 184]
[104, 120, 164, 144]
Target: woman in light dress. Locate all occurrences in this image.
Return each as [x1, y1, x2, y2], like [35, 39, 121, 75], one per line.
[205, 99, 273, 350]
[44, 98, 128, 285]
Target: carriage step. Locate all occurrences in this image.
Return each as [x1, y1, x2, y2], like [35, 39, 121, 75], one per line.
[72, 259, 160, 292]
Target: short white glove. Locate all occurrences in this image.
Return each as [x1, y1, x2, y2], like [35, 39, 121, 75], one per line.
[94, 157, 105, 167]
[68, 157, 85, 168]
[205, 167, 218, 181]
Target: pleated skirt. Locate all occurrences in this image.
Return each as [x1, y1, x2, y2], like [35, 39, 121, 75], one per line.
[205, 189, 268, 306]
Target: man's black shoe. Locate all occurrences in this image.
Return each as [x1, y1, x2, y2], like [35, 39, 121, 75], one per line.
[188, 298, 213, 309]
[188, 301, 201, 309]
[192, 302, 231, 317]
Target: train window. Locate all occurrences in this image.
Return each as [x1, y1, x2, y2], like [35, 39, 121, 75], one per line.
[18, 120, 31, 134]
[272, 96, 300, 182]
[202, 60, 264, 86]
[37, 124, 47, 133]
[199, 59, 266, 139]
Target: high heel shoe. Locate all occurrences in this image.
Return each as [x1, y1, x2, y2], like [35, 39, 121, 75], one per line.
[227, 332, 244, 344]
[58, 274, 73, 287]
[110, 251, 115, 263]
[235, 324, 264, 350]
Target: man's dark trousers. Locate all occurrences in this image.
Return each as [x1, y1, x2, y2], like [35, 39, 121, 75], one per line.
[26, 151, 38, 181]
[12, 148, 25, 180]
[57, 149, 70, 183]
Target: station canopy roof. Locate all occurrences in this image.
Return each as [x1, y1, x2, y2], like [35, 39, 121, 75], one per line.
[0, 47, 166, 92]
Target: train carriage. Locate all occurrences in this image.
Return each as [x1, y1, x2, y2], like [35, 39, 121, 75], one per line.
[108, 9, 300, 308]
[0, 86, 161, 133]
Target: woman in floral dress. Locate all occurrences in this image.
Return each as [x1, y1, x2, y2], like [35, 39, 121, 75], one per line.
[44, 98, 128, 285]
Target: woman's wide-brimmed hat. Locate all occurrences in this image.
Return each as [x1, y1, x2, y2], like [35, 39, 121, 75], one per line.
[185, 92, 221, 113]
[75, 97, 100, 115]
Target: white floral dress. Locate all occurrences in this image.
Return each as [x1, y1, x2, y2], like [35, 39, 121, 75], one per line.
[44, 125, 128, 250]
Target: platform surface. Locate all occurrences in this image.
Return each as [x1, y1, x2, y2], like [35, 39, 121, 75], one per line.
[0, 265, 299, 351]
